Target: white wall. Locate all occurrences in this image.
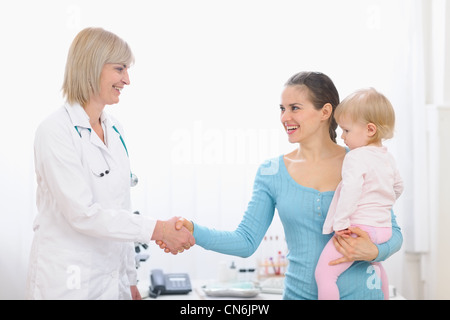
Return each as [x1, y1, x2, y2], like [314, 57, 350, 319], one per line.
[0, 0, 439, 299]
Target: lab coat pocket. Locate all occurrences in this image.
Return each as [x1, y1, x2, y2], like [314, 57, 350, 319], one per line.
[35, 246, 92, 299]
[97, 270, 121, 300]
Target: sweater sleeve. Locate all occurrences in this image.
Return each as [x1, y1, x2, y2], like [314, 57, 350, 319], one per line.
[373, 209, 403, 262]
[193, 161, 276, 258]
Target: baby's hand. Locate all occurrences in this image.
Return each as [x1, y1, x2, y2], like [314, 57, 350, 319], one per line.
[335, 229, 352, 237]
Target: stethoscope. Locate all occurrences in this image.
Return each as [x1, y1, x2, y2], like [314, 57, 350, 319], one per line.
[75, 125, 138, 187]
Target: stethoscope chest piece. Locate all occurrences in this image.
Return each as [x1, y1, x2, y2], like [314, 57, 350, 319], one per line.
[130, 173, 138, 187]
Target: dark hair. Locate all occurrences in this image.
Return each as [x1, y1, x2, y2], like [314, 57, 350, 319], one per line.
[285, 72, 340, 143]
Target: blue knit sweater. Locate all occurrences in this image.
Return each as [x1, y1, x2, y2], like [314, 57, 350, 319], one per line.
[193, 155, 402, 300]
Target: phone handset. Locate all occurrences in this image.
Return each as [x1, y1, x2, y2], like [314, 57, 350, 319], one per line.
[149, 269, 165, 298]
[149, 269, 192, 298]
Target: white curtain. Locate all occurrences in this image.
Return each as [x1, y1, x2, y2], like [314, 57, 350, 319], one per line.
[401, 0, 429, 253]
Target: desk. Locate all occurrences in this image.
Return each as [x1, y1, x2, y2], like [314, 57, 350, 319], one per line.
[137, 279, 283, 300]
[138, 280, 405, 300]
[136, 265, 404, 300]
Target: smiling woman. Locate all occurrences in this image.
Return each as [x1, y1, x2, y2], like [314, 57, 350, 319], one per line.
[25, 27, 194, 300]
[62, 27, 135, 108]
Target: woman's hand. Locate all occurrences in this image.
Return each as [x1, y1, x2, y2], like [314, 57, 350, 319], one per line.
[335, 229, 352, 237]
[175, 217, 194, 233]
[329, 226, 378, 265]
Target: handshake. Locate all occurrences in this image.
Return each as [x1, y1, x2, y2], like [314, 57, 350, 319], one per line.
[153, 217, 195, 255]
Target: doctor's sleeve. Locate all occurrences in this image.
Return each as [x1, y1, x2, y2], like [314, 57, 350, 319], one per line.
[125, 242, 138, 285]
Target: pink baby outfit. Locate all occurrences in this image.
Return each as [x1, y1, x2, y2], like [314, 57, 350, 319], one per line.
[315, 146, 403, 300]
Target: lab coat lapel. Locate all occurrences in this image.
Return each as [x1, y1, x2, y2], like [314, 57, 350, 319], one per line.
[102, 115, 131, 201]
[65, 103, 90, 129]
[89, 128, 109, 153]
[89, 111, 110, 153]
[65, 103, 109, 153]
[103, 115, 126, 161]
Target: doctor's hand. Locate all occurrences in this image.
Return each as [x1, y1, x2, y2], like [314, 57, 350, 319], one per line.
[130, 285, 142, 300]
[151, 217, 195, 255]
[155, 218, 194, 254]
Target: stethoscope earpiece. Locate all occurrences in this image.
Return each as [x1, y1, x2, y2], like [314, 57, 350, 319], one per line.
[92, 169, 110, 177]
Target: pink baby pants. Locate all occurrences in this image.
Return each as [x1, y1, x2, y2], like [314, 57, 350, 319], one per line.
[315, 224, 392, 300]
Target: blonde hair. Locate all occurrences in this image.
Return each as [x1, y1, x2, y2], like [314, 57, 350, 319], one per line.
[334, 88, 395, 141]
[62, 27, 135, 106]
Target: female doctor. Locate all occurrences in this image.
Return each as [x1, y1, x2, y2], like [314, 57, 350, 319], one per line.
[26, 27, 195, 300]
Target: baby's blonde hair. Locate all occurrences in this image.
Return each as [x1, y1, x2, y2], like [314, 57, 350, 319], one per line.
[334, 88, 395, 141]
[62, 27, 135, 106]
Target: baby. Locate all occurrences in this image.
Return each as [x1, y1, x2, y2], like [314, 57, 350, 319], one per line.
[315, 88, 404, 300]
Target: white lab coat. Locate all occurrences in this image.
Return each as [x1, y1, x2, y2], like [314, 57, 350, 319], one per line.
[26, 103, 156, 300]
